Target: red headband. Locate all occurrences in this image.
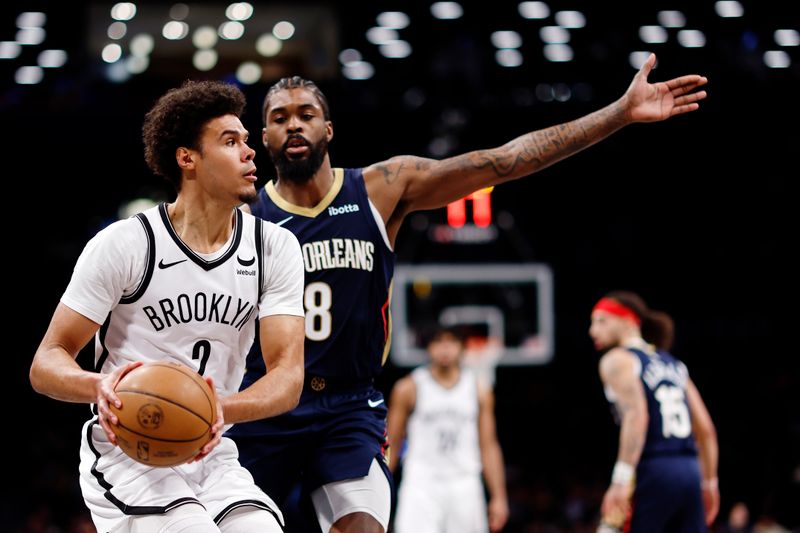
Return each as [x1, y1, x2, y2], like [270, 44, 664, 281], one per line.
[592, 298, 641, 326]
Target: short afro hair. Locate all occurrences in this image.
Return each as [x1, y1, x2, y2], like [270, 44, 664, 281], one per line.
[143, 80, 246, 191]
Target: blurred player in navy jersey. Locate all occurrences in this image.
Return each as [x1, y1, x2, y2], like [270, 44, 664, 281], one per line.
[229, 54, 709, 533]
[589, 291, 719, 532]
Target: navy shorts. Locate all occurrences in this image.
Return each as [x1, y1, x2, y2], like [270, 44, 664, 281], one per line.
[228, 383, 390, 506]
[628, 455, 705, 533]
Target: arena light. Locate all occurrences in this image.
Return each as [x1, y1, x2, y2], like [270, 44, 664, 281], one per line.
[342, 61, 374, 80]
[256, 34, 282, 57]
[640, 25, 668, 44]
[108, 21, 127, 40]
[193, 49, 218, 71]
[170, 4, 190, 21]
[714, 1, 744, 18]
[775, 29, 799, 47]
[163, 20, 189, 40]
[339, 48, 362, 65]
[658, 10, 686, 28]
[111, 2, 137, 21]
[431, 2, 463, 20]
[366, 27, 398, 45]
[226, 2, 254, 21]
[491, 31, 522, 49]
[17, 12, 46, 29]
[193, 26, 218, 49]
[17, 28, 46, 46]
[218, 21, 244, 40]
[0, 41, 22, 59]
[554, 10, 585, 29]
[130, 34, 154, 57]
[125, 55, 149, 74]
[273, 21, 295, 40]
[379, 40, 412, 58]
[628, 50, 654, 69]
[15, 65, 44, 84]
[543, 43, 572, 62]
[677, 29, 706, 48]
[38, 49, 68, 68]
[518, 1, 550, 19]
[102, 43, 123, 63]
[540, 26, 569, 44]
[377, 11, 409, 30]
[496, 48, 523, 67]
[764, 50, 791, 68]
[236, 61, 262, 84]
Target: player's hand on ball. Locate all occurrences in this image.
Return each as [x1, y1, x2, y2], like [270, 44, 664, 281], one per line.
[187, 376, 224, 463]
[96, 361, 144, 444]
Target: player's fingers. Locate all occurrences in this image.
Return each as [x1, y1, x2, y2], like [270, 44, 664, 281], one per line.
[674, 91, 707, 107]
[665, 74, 707, 92]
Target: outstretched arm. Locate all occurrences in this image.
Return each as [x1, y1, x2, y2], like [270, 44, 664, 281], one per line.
[478, 385, 509, 533]
[598, 349, 649, 529]
[686, 378, 719, 526]
[364, 53, 708, 242]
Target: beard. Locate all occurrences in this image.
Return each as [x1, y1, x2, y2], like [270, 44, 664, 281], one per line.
[269, 134, 328, 184]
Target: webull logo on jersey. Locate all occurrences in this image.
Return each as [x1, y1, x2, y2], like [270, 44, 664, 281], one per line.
[142, 293, 256, 332]
[327, 203, 359, 216]
[302, 238, 374, 273]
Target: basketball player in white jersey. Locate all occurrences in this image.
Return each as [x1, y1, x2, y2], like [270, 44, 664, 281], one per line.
[29, 80, 305, 533]
[387, 327, 509, 533]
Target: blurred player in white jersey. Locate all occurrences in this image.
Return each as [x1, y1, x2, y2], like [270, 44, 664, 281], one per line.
[387, 326, 509, 533]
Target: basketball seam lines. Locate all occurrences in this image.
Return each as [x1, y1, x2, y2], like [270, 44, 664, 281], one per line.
[133, 363, 214, 417]
[115, 389, 212, 426]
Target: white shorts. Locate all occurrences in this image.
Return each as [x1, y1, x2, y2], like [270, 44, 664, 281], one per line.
[311, 458, 392, 531]
[394, 474, 487, 533]
[78, 418, 283, 533]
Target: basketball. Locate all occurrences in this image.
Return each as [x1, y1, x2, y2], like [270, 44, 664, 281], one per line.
[108, 361, 216, 467]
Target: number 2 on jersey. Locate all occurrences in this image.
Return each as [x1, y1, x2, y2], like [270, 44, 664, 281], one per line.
[304, 282, 332, 341]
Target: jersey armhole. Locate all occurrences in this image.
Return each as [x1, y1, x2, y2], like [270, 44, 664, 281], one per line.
[368, 199, 393, 252]
[119, 213, 156, 304]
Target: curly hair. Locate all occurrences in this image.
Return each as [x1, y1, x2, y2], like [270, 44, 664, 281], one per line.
[143, 80, 246, 190]
[603, 290, 675, 350]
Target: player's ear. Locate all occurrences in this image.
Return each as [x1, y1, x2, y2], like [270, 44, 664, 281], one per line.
[176, 147, 196, 171]
[262, 127, 269, 148]
[326, 120, 333, 142]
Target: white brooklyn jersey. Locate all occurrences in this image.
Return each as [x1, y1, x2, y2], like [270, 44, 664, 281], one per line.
[403, 367, 482, 480]
[61, 203, 304, 398]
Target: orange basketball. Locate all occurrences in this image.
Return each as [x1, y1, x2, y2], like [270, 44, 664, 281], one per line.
[108, 361, 216, 467]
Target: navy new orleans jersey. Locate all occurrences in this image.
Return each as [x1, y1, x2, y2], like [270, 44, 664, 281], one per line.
[241, 167, 394, 383]
[629, 347, 697, 459]
[617, 347, 705, 532]
[230, 168, 395, 511]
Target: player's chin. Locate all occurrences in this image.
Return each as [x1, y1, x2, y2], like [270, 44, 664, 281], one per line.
[238, 186, 258, 205]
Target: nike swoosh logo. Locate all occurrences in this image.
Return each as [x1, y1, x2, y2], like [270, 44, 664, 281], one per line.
[275, 216, 293, 227]
[237, 256, 255, 266]
[158, 258, 187, 269]
[367, 398, 385, 408]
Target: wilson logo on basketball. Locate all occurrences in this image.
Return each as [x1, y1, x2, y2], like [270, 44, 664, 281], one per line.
[137, 404, 164, 429]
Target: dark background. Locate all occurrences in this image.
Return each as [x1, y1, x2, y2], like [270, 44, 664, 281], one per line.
[3, 1, 798, 531]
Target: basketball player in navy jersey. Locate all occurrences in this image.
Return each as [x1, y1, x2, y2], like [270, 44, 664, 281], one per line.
[229, 53, 709, 533]
[30, 81, 306, 532]
[589, 291, 719, 532]
[387, 326, 509, 533]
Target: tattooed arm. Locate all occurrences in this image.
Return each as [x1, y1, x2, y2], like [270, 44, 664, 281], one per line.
[362, 53, 707, 244]
[598, 348, 648, 528]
